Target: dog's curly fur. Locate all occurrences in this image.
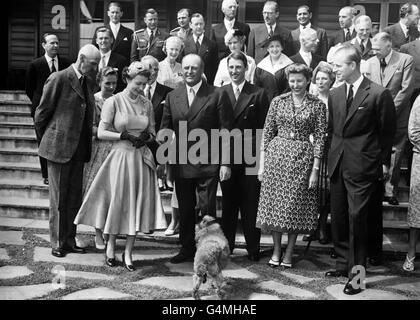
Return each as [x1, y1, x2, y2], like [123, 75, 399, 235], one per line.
[192, 215, 230, 300]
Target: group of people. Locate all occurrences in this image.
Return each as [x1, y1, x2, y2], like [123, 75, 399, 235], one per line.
[24, 0, 420, 296]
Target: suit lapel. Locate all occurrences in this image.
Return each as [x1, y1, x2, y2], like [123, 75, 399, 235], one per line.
[152, 83, 164, 111]
[187, 82, 211, 121]
[198, 37, 209, 56]
[344, 77, 369, 127]
[174, 86, 189, 118]
[41, 56, 51, 75]
[226, 84, 236, 108]
[68, 67, 84, 99]
[295, 53, 306, 65]
[382, 51, 399, 87]
[233, 82, 253, 120]
[370, 57, 382, 85]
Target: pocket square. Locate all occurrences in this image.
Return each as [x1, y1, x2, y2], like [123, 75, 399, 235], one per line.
[123, 37, 128, 41]
[357, 106, 365, 110]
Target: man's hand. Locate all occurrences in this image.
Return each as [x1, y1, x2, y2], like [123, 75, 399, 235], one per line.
[219, 166, 231, 182]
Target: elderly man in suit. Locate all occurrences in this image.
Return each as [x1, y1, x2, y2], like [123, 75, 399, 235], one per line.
[210, 0, 250, 60]
[247, 1, 294, 64]
[290, 28, 324, 70]
[34, 44, 101, 258]
[219, 52, 269, 261]
[326, 44, 396, 295]
[159, 54, 233, 263]
[384, 2, 420, 51]
[170, 8, 192, 42]
[25, 33, 71, 185]
[329, 6, 357, 48]
[183, 13, 219, 85]
[348, 15, 375, 61]
[131, 8, 168, 63]
[291, 5, 328, 59]
[95, 26, 127, 92]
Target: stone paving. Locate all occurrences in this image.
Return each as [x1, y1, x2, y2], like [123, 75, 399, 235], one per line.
[0, 217, 420, 300]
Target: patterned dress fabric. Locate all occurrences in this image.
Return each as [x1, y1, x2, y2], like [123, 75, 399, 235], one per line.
[75, 89, 167, 235]
[408, 96, 420, 228]
[256, 92, 327, 233]
[157, 59, 184, 89]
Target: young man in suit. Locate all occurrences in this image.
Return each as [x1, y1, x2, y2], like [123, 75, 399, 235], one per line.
[210, 0, 251, 60]
[329, 6, 357, 48]
[384, 2, 420, 51]
[326, 44, 396, 295]
[131, 8, 168, 63]
[25, 33, 71, 185]
[170, 8, 192, 42]
[34, 45, 101, 258]
[95, 26, 127, 92]
[182, 13, 219, 85]
[247, 1, 294, 64]
[290, 28, 324, 70]
[159, 54, 233, 263]
[347, 15, 375, 61]
[219, 52, 269, 261]
[291, 5, 329, 59]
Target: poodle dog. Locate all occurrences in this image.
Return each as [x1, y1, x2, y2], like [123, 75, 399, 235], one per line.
[192, 215, 230, 300]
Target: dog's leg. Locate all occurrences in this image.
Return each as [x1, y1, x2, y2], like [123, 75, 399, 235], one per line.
[192, 274, 203, 300]
[214, 273, 228, 300]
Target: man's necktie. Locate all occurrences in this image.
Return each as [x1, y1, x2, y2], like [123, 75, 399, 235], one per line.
[144, 85, 151, 101]
[100, 55, 106, 71]
[345, 29, 351, 42]
[195, 38, 200, 53]
[189, 87, 195, 107]
[269, 26, 274, 37]
[51, 59, 56, 73]
[234, 86, 240, 101]
[149, 30, 155, 45]
[346, 84, 353, 112]
[360, 41, 365, 53]
[380, 58, 387, 73]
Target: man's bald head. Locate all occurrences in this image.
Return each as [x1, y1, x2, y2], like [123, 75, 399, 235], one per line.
[182, 54, 204, 86]
[76, 44, 101, 77]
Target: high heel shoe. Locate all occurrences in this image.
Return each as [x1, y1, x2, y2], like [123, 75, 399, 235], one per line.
[104, 244, 116, 267]
[122, 252, 136, 272]
[267, 258, 280, 268]
[403, 254, 415, 272]
[164, 223, 179, 236]
[280, 261, 292, 269]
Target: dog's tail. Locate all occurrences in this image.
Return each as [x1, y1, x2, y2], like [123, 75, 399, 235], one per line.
[196, 264, 208, 283]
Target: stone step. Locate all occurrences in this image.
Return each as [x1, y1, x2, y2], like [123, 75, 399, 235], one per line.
[0, 110, 33, 124]
[0, 162, 42, 181]
[382, 201, 409, 221]
[0, 179, 49, 200]
[0, 134, 37, 149]
[0, 91, 30, 102]
[0, 148, 39, 163]
[0, 101, 31, 113]
[0, 198, 49, 220]
[0, 122, 35, 136]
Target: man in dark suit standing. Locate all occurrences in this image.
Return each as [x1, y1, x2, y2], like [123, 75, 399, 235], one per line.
[159, 54, 233, 263]
[210, 0, 250, 60]
[401, 38, 420, 102]
[384, 2, 420, 51]
[25, 33, 71, 185]
[329, 6, 357, 48]
[183, 13, 219, 85]
[291, 5, 329, 59]
[247, 1, 294, 64]
[219, 52, 269, 261]
[34, 45, 101, 258]
[95, 26, 127, 92]
[290, 28, 325, 70]
[326, 44, 396, 295]
[347, 15, 375, 61]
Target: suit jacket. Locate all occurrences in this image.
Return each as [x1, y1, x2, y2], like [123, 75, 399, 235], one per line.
[327, 77, 396, 182]
[291, 26, 329, 59]
[34, 66, 94, 163]
[152, 82, 173, 131]
[106, 51, 127, 93]
[365, 50, 414, 129]
[384, 23, 420, 51]
[329, 28, 356, 48]
[130, 28, 168, 62]
[289, 52, 324, 70]
[347, 37, 374, 61]
[183, 35, 219, 85]
[160, 81, 233, 178]
[210, 20, 251, 60]
[247, 24, 294, 64]
[400, 39, 420, 90]
[92, 24, 133, 63]
[25, 55, 71, 117]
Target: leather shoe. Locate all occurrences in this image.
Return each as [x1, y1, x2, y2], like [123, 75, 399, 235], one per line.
[330, 249, 338, 259]
[170, 252, 194, 264]
[247, 253, 260, 262]
[51, 248, 66, 258]
[343, 281, 362, 295]
[63, 245, 86, 254]
[325, 270, 347, 278]
[43, 178, 49, 185]
[105, 256, 117, 267]
[122, 252, 136, 272]
[388, 197, 399, 206]
[368, 257, 382, 266]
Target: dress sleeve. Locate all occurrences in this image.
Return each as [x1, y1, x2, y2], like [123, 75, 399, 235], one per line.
[408, 96, 420, 150]
[261, 98, 279, 152]
[98, 96, 121, 141]
[312, 99, 327, 159]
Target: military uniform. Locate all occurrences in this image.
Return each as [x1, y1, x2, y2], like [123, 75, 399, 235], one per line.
[130, 28, 168, 63]
[169, 27, 192, 42]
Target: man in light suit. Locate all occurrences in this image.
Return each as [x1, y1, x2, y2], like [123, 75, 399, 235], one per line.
[159, 54, 233, 263]
[210, 0, 250, 60]
[326, 44, 396, 295]
[25, 33, 71, 185]
[219, 52, 269, 261]
[384, 2, 420, 51]
[290, 28, 325, 70]
[247, 1, 294, 64]
[347, 15, 375, 61]
[291, 5, 328, 59]
[329, 6, 357, 48]
[34, 45, 101, 258]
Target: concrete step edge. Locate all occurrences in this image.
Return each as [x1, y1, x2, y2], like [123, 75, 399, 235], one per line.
[0, 134, 36, 140]
[0, 122, 34, 128]
[0, 197, 49, 208]
[0, 110, 31, 116]
[0, 162, 40, 170]
[0, 179, 48, 189]
[0, 100, 31, 106]
[0, 148, 38, 155]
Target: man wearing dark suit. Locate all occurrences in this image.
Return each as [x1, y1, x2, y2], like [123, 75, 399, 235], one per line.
[131, 8, 168, 63]
[291, 5, 329, 59]
[25, 33, 71, 185]
[210, 0, 251, 60]
[384, 2, 420, 51]
[91, 2, 133, 64]
[219, 52, 269, 261]
[326, 44, 396, 295]
[401, 38, 420, 102]
[183, 13, 219, 85]
[159, 54, 233, 263]
[95, 26, 127, 92]
[329, 6, 357, 48]
[346, 15, 375, 61]
[290, 28, 324, 70]
[34, 45, 101, 258]
[247, 1, 294, 64]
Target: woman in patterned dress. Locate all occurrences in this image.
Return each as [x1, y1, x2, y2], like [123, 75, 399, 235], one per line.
[74, 62, 167, 271]
[257, 63, 327, 268]
[403, 95, 420, 271]
[157, 36, 184, 89]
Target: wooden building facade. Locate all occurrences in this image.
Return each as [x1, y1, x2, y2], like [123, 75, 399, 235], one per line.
[4, 0, 413, 89]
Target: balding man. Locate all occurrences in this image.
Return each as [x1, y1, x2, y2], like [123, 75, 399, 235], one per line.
[289, 28, 325, 70]
[329, 6, 357, 48]
[35, 44, 101, 258]
[347, 15, 375, 61]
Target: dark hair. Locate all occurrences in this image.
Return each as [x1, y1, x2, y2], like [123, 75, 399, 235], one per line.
[400, 2, 418, 18]
[311, 61, 335, 85]
[41, 33, 58, 44]
[297, 5, 311, 14]
[335, 43, 362, 65]
[178, 8, 191, 17]
[191, 13, 205, 20]
[145, 8, 158, 17]
[95, 26, 114, 42]
[96, 66, 118, 85]
[285, 63, 312, 82]
[227, 51, 248, 68]
[108, 2, 122, 11]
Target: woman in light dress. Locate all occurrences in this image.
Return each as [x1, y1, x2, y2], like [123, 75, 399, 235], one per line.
[157, 36, 184, 89]
[74, 61, 167, 271]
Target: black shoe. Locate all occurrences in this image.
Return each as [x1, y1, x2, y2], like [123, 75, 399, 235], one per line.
[330, 249, 338, 259]
[388, 197, 399, 206]
[43, 178, 49, 185]
[247, 252, 260, 262]
[368, 257, 382, 266]
[170, 252, 194, 264]
[325, 270, 348, 278]
[343, 281, 362, 295]
[63, 245, 86, 254]
[122, 252, 136, 272]
[105, 256, 117, 267]
[51, 248, 66, 258]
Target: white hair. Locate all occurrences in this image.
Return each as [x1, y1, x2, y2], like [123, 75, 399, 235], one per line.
[299, 27, 317, 40]
[222, 0, 238, 10]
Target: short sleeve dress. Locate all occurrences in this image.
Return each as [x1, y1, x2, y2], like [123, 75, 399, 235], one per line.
[408, 95, 420, 228]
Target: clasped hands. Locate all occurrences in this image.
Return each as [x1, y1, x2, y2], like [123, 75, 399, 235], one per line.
[120, 130, 151, 148]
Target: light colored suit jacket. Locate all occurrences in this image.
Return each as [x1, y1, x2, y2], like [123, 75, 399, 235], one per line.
[291, 26, 328, 59]
[400, 39, 420, 90]
[365, 50, 414, 128]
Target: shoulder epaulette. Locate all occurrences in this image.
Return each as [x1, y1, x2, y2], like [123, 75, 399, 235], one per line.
[134, 29, 145, 34]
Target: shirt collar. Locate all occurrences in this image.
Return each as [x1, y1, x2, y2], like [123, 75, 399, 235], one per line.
[101, 50, 111, 59]
[72, 64, 82, 80]
[344, 25, 355, 34]
[346, 74, 363, 97]
[299, 22, 311, 31]
[299, 49, 311, 57]
[399, 21, 409, 36]
[231, 80, 246, 93]
[266, 23, 276, 33]
[193, 33, 204, 43]
[384, 49, 393, 64]
[186, 80, 202, 93]
[110, 22, 120, 29]
[147, 27, 157, 36]
[224, 18, 235, 29]
[44, 53, 56, 63]
[149, 80, 157, 93]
